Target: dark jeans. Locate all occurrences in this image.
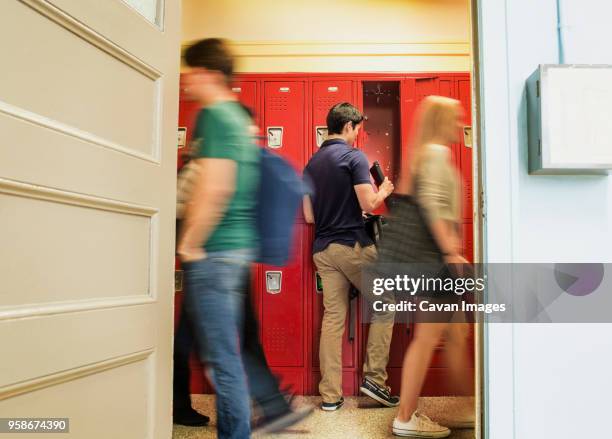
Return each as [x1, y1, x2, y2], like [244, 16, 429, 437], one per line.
[173, 293, 289, 418]
[173, 301, 196, 413]
[180, 249, 289, 439]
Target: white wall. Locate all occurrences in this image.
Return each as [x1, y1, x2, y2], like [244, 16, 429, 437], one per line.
[478, 0, 612, 438]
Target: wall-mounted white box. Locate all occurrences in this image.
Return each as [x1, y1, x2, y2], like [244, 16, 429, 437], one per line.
[527, 65, 612, 175]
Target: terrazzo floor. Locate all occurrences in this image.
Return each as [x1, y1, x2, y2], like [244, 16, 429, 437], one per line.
[173, 395, 475, 439]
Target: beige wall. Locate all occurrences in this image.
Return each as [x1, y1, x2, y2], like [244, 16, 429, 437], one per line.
[181, 0, 471, 72]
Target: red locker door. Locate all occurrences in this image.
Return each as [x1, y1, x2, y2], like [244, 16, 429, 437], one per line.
[438, 77, 460, 166]
[309, 80, 360, 395]
[260, 226, 305, 392]
[311, 80, 354, 155]
[456, 77, 474, 261]
[177, 75, 201, 169]
[414, 76, 439, 100]
[233, 79, 264, 324]
[405, 76, 475, 396]
[177, 81, 205, 393]
[232, 81, 258, 121]
[263, 81, 305, 170]
[401, 76, 440, 175]
[259, 81, 306, 394]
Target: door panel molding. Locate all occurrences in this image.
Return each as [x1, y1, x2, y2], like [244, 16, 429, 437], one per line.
[0, 100, 161, 163]
[0, 177, 158, 216]
[0, 349, 153, 400]
[0, 295, 155, 321]
[20, 0, 161, 79]
[8, 1, 163, 161]
[0, 178, 159, 308]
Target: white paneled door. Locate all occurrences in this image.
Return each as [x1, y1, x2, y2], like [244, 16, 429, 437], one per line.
[0, 0, 180, 437]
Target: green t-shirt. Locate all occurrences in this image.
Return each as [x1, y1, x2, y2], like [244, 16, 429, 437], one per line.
[193, 101, 260, 252]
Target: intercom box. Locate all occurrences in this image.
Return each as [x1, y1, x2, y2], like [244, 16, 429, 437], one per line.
[527, 64, 612, 175]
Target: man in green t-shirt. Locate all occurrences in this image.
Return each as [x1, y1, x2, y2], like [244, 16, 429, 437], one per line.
[177, 39, 258, 439]
[177, 39, 311, 439]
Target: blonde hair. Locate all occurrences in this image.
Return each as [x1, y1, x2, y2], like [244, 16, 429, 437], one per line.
[409, 95, 462, 178]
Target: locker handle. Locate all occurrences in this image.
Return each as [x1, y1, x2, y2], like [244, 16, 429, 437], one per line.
[266, 271, 282, 294]
[267, 126, 283, 149]
[315, 126, 328, 147]
[463, 126, 473, 148]
[328, 86, 338, 92]
[279, 87, 290, 92]
[232, 87, 242, 93]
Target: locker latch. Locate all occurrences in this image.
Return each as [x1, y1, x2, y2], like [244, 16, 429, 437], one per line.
[463, 126, 472, 148]
[266, 271, 282, 294]
[175, 270, 184, 292]
[315, 126, 328, 147]
[178, 127, 187, 148]
[267, 126, 283, 149]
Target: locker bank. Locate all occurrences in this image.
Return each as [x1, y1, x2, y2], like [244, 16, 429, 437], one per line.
[176, 72, 475, 398]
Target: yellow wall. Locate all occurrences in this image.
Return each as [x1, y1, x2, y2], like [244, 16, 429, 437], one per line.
[181, 0, 471, 73]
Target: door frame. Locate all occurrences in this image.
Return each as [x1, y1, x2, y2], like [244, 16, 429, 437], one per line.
[471, 0, 516, 438]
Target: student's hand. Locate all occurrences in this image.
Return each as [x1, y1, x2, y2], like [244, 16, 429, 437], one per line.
[177, 246, 207, 263]
[379, 177, 395, 197]
[444, 254, 470, 277]
[450, 235, 463, 255]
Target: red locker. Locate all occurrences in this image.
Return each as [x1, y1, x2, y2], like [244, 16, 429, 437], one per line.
[177, 85, 200, 169]
[232, 81, 257, 111]
[258, 80, 307, 393]
[176, 76, 265, 396]
[308, 80, 360, 395]
[260, 226, 305, 368]
[396, 74, 475, 396]
[311, 80, 354, 153]
[358, 80, 405, 394]
[457, 77, 473, 223]
[263, 81, 306, 170]
[437, 77, 461, 166]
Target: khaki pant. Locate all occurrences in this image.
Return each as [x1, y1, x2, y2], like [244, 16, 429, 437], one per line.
[313, 243, 395, 403]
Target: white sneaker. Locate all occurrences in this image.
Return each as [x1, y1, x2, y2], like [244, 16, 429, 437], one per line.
[392, 412, 451, 438]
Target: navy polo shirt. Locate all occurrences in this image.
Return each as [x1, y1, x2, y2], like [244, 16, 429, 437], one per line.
[303, 138, 374, 254]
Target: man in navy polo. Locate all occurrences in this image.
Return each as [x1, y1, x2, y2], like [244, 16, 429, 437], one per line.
[303, 102, 398, 411]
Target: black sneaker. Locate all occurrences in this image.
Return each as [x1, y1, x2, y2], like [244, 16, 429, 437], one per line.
[321, 397, 345, 412]
[173, 408, 210, 426]
[253, 405, 314, 434]
[359, 377, 399, 407]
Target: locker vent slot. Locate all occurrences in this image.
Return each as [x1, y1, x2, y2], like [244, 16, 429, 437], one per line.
[266, 325, 296, 355]
[316, 97, 342, 114]
[269, 96, 289, 112]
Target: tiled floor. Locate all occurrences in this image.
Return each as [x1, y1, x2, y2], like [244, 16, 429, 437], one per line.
[173, 395, 475, 439]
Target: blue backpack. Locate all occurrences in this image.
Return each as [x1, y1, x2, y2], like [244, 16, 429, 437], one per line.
[256, 148, 304, 266]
